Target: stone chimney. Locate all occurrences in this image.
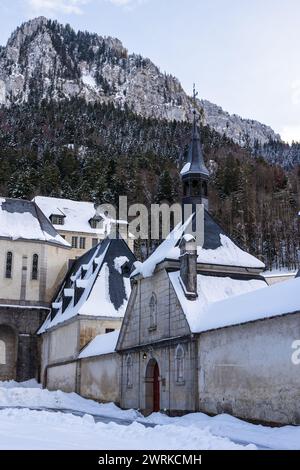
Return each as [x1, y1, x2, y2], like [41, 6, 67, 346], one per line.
[179, 234, 198, 300]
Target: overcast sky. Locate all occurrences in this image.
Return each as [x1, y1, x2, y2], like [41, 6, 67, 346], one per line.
[1, 0, 300, 142]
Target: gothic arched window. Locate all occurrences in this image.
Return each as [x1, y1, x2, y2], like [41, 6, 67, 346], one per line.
[5, 252, 13, 279]
[32, 254, 39, 280]
[175, 344, 185, 383]
[183, 182, 189, 196]
[0, 340, 5, 365]
[126, 354, 133, 388]
[202, 181, 208, 197]
[191, 180, 201, 196]
[149, 293, 157, 329]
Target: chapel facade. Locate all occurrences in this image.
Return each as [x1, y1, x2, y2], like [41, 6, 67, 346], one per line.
[116, 113, 268, 415]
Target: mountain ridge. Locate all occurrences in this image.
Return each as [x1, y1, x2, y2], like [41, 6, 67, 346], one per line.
[0, 16, 281, 147]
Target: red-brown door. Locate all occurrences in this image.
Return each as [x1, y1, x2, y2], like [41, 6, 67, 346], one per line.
[153, 362, 160, 412]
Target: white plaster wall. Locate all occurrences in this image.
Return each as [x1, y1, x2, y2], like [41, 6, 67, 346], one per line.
[47, 362, 77, 392]
[0, 239, 69, 304]
[198, 312, 300, 425]
[57, 230, 134, 260]
[44, 244, 70, 302]
[265, 274, 295, 286]
[48, 321, 79, 363]
[79, 353, 121, 404]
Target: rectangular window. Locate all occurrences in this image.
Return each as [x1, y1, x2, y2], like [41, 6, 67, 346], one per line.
[105, 328, 115, 334]
[92, 238, 98, 247]
[5, 252, 13, 279]
[80, 237, 86, 250]
[51, 215, 64, 225]
[72, 237, 78, 248]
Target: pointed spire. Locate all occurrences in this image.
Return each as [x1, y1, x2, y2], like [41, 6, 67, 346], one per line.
[181, 85, 209, 177]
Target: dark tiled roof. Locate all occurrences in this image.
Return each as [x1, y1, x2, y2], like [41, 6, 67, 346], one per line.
[0, 198, 69, 247]
[39, 236, 136, 332]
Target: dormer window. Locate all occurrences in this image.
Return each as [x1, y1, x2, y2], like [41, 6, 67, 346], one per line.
[121, 262, 131, 276]
[90, 219, 98, 229]
[89, 215, 103, 229]
[50, 214, 65, 226]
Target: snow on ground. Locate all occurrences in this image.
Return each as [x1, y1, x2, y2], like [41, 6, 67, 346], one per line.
[82, 72, 97, 90]
[0, 379, 41, 389]
[0, 408, 251, 450]
[0, 381, 138, 420]
[141, 412, 300, 451]
[1, 382, 299, 450]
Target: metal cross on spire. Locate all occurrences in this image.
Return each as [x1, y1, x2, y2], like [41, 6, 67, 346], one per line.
[193, 83, 198, 116]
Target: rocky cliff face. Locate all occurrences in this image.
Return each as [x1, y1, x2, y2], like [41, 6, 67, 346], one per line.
[200, 100, 280, 147]
[0, 17, 281, 146]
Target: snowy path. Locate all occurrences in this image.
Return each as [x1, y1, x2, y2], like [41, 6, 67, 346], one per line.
[0, 381, 299, 450]
[0, 404, 154, 427]
[0, 405, 274, 450]
[0, 408, 255, 450]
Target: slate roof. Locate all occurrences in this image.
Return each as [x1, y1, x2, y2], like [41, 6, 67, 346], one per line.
[180, 119, 209, 177]
[39, 236, 136, 333]
[0, 197, 69, 247]
[132, 209, 265, 278]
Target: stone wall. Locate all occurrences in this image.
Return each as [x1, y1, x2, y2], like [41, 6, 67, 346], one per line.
[198, 311, 300, 425]
[0, 306, 48, 381]
[120, 340, 197, 414]
[118, 268, 190, 350]
[0, 325, 17, 380]
[119, 269, 196, 414]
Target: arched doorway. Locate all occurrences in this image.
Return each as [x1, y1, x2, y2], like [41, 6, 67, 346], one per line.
[0, 325, 17, 381]
[145, 358, 160, 413]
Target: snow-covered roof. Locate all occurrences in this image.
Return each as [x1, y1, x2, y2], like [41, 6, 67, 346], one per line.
[79, 330, 120, 359]
[39, 238, 136, 333]
[170, 271, 300, 333]
[132, 210, 264, 278]
[33, 196, 128, 236]
[0, 198, 69, 247]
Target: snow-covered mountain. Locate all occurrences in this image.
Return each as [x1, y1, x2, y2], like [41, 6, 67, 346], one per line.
[0, 17, 280, 146]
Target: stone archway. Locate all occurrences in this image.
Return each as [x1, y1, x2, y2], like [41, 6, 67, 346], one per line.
[0, 325, 17, 381]
[145, 358, 160, 413]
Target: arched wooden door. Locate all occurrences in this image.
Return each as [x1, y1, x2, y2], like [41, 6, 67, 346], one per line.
[153, 362, 160, 412]
[145, 358, 160, 413]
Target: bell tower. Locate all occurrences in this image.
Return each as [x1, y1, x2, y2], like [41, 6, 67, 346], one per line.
[181, 85, 209, 222]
